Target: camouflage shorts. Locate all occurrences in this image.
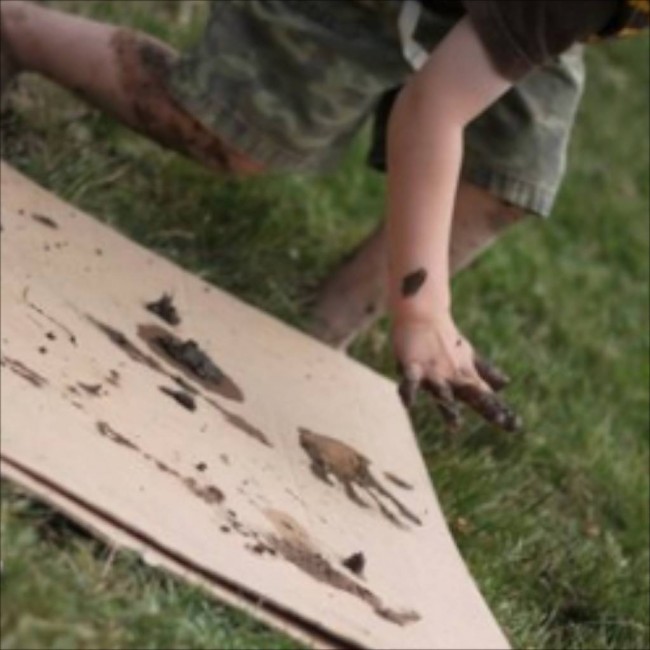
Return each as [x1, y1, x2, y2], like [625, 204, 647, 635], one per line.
[169, 0, 585, 216]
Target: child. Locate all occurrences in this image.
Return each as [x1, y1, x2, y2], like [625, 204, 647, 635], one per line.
[2, 0, 647, 431]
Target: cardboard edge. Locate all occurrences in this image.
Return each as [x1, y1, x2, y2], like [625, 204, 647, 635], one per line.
[1, 456, 348, 650]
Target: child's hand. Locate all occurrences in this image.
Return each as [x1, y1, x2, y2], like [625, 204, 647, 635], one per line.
[392, 314, 522, 432]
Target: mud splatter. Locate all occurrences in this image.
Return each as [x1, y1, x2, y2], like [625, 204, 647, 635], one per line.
[184, 478, 224, 504]
[137, 323, 244, 402]
[78, 382, 103, 396]
[159, 385, 196, 411]
[264, 510, 419, 626]
[1, 356, 47, 387]
[298, 428, 421, 528]
[383, 472, 414, 491]
[31, 213, 59, 229]
[226, 510, 253, 539]
[87, 316, 163, 372]
[206, 397, 272, 447]
[24, 290, 76, 345]
[94, 420, 225, 506]
[247, 541, 276, 556]
[145, 293, 181, 326]
[150, 329, 223, 383]
[171, 374, 198, 395]
[401, 268, 427, 298]
[342, 552, 366, 576]
[96, 421, 139, 450]
[89, 320, 259, 440]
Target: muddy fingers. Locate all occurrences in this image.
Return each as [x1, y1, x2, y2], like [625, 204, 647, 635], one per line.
[397, 363, 423, 408]
[452, 383, 522, 432]
[422, 379, 462, 431]
[474, 355, 510, 391]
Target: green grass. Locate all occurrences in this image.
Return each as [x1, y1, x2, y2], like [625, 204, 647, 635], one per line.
[1, 2, 648, 649]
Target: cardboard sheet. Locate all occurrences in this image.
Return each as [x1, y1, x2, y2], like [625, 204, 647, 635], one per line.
[0, 161, 509, 649]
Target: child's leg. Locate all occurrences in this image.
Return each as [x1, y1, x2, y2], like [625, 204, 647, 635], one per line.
[0, 1, 262, 174]
[309, 180, 525, 348]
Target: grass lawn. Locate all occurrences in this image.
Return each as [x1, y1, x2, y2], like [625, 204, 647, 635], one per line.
[1, 2, 648, 649]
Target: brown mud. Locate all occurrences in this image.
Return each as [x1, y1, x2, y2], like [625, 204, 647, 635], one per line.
[111, 29, 262, 175]
[205, 397, 272, 447]
[171, 374, 199, 395]
[137, 323, 244, 402]
[159, 385, 196, 411]
[401, 268, 427, 297]
[383, 472, 414, 491]
[96, 421, 138, 450]
[78, 382, 103, 396]
[342, 552, 366, 576]
[264, 509, 419, 626]
[94, 420, 225, 506]
[31, 213, 59, 229]
[88, 316, 267, 446]
[24, 290, 77, 345]
[1, 355, 47, 387]
[88, 316, 162, 372]
[145, 293, 180, 326]
[299, 428, 421, 528]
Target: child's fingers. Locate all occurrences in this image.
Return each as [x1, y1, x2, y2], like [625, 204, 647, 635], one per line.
[422, 378, 463, 430]
[474, 355, 510, 391]
[452, 382, 523, 432]
[397, 362, 424, 408]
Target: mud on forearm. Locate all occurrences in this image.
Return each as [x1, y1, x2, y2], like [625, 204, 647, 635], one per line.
[110, 29, 261, 175]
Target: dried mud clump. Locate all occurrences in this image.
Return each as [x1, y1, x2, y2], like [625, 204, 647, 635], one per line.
[146, 293, 181, 326]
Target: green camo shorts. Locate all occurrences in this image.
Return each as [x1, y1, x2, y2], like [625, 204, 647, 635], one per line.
[169, 0, 585, 217]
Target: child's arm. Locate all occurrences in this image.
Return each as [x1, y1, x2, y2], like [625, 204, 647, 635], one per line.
[387, 16, 521, 430]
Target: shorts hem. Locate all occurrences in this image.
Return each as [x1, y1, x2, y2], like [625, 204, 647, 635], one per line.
[460, 164, 556, 217]
[169, 79, 331, 173]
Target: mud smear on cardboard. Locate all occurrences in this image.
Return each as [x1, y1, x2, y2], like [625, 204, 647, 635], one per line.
[137, 323, 244, 402]
[383, 472, 414, 491]
[94, 421, 224, 505]
[87, 316, 163, 372]
[159, 385, 196, 411]
[78, 382, 103, 397]
[342, 552, 365, 576]
[1, 355, 47, 387]
[31, 213, 59, 229]
[299, 428, 421, 528]
[96, 421, 138, 450]
[264, 510, 419, 626]
[88, 316, 269, 446]
[24, 289, 77, 345]
[205, 397, 272, 447]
